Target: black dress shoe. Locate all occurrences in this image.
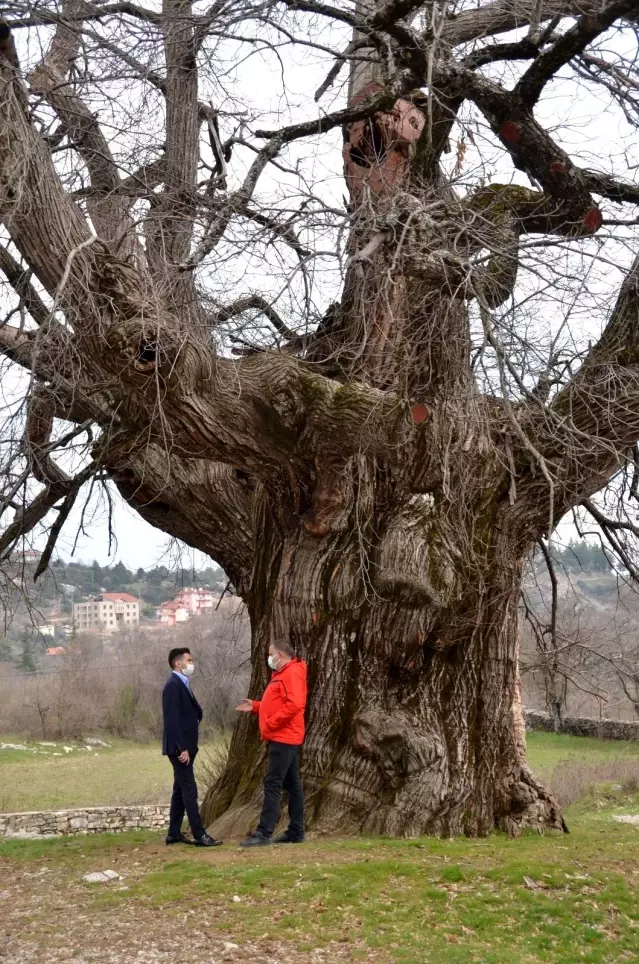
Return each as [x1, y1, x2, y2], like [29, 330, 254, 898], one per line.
[165, 833, 195, 845]
[240, 831, 273, 848]
[194, 832, 223, 847]
[273, 832, 305, 844]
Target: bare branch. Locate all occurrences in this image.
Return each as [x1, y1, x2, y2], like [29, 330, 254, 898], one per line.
[24, 389, 71, 487]
[215, 295, 297, 340]
[0, 463, 96, 565]
[0, 244, 49, 325]
[463, 38, 539, 70]
[582, 169, 639, 205]
[459, 64, 603, 229]
[273, 0, 359, 30]
[106, 442, 256, 593]
[254, 86, 396, 141]
[144, 0, 201, 318]
[27, 2, 136, 249]
[7, 2, 164, 29]
[582, 498, 639, 578]
[443, 0, 614, 47]
[516, 0, 639, 107]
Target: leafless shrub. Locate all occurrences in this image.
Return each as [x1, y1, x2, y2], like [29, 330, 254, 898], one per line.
[196, 732, 232, 791]
[522, 564, 639, 724]
[549, 759, 639, 808]
[0, 603, 250, 741]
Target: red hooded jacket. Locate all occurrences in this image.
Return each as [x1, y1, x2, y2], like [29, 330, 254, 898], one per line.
[251, 657, 307, 745]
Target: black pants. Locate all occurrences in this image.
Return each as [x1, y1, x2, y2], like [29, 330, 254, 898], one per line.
[168, 749, 205, 840]
[256, 741, 304, 839]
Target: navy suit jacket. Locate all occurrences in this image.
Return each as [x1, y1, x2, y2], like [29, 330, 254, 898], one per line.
[162, 674, 203, 757]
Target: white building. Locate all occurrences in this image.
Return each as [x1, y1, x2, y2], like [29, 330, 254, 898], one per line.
[73, 593, 140, 632]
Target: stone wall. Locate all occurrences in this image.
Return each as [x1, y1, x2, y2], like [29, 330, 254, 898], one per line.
[525, 710, 639, 741]
[0, 805, 170, 838]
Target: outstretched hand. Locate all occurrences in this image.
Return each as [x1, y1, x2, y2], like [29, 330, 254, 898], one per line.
[235, 698, 253, 713]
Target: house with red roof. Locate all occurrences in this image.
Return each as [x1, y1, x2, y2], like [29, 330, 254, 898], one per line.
[157, 587, 219, 627]
[73, 592, 140, 632]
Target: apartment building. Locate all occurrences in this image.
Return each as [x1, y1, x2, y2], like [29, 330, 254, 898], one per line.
[73, 592, 140, 632]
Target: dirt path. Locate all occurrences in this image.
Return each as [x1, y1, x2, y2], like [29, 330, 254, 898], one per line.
[0, 841, 379, 964]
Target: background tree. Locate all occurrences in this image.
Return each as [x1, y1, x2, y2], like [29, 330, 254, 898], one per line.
[15, 631, 38, 675]
[2, 0, 639, 837]
[617, 655, 639, 719]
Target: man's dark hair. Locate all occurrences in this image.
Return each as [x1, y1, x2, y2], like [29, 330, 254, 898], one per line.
[272, 639, 295, 658]
[168, 647, 191, 668]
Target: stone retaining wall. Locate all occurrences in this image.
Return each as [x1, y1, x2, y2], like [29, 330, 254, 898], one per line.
[525, 710, 639, 741]
[0, 805, 170, 837]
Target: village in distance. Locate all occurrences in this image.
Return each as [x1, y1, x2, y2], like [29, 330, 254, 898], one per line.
[1, 551, 229, 663]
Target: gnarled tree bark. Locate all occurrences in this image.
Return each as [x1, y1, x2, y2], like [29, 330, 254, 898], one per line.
[2, 0, 639, 837]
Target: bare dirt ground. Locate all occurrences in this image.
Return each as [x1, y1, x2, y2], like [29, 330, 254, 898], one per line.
[0, 840, 378, 964]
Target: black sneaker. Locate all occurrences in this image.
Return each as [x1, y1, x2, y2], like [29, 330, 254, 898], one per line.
[165, 833, 195, 845]
[240, 831, 273, 848]
[273, 832, 305, 844]
[195, 833, 223, 847]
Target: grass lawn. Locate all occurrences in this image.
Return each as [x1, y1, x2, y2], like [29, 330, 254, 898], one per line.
[526, 730, 639, 776]
[0, 736, 220, 811]
[2, 729, 637, 813]
[1, 731, 639, 962]
[1, 786, 638, 963]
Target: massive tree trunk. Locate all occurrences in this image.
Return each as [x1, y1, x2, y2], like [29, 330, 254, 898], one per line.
[3, 0, 639, 838]
[202, 432, 563, 837]
[204, 525, 562, 837]
[202, 5, 562, 839]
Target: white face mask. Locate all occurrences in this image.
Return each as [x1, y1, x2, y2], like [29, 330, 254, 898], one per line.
[267, 655, 279, 671]
[182, 662, 195, 677]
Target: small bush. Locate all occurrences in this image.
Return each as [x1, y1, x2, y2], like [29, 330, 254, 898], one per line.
[0, 604, 250, 743]
[197, 733, 231, 790]
[549, 758, 639, 807]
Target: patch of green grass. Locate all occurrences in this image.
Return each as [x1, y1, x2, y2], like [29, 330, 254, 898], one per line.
[0, 735, 220, 811]
[95, 799, 639, 963]
[1, 785, 639, 962]
[0, 735, 127, 765]
[2, 732, 639, 961]
[0, 829, 159, 863]
[0, 734, 53, 764]
[2, 730, 637, 814]
[526, 730, 639, 778]
[0, 738, 170, 811]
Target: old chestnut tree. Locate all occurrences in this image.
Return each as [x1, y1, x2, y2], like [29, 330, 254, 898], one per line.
[2, 0, 639, 837]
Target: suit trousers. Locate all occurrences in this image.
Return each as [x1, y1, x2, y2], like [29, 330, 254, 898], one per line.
[256, 741, 304, 839]
[168, 749, 205, 840]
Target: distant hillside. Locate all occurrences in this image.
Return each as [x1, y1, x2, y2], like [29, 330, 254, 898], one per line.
[525, 569, 628, 612]
[522, 542, 639, 721]
[2, 556, 228, 629]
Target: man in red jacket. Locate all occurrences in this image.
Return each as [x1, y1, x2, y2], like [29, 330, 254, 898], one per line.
[236, 639, 307, 846]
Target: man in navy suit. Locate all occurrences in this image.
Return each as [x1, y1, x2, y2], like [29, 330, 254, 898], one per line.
[162, 647, 222, 847]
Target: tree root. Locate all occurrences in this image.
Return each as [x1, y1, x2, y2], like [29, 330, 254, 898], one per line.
[497, 765, 566, 837]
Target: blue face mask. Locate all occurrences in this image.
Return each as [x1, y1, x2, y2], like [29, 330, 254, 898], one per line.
[267, 655, 279, 671]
